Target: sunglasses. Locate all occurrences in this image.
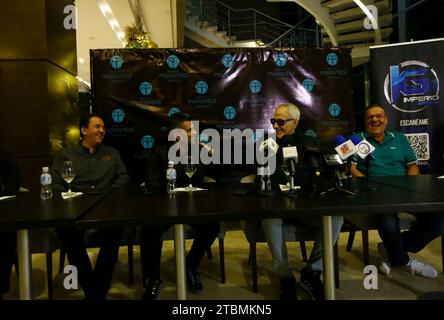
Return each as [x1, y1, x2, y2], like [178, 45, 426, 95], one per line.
[270, 118, 295, 126]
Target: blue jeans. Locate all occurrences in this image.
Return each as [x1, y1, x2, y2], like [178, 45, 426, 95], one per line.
[262, 216, 344, 278]
[377, 213, 444, 266]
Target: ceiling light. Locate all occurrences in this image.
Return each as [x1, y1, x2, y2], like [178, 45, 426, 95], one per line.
[96, 0, 126, 47]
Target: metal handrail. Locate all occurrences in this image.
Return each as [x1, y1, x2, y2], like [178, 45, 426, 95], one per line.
[188, 0, 318, 47]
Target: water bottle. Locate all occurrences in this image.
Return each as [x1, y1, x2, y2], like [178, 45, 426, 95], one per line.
[166, 161, 177, 194]
[40, 167, 53, 200]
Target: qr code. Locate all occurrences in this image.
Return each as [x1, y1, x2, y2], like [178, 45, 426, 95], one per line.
[405, 133, 430, 161]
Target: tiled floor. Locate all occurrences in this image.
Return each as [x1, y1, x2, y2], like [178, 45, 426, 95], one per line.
[3, 226, 444, 300]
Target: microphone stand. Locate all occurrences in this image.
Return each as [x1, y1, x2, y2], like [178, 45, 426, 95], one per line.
[257, 147, 276, 197]
[361, 156, 377, 191]
[285, 173, 300, 197]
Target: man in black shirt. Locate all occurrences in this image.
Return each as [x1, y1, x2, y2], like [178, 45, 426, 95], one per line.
[140, 112, 219, 300]
[0, 149, 20, 299]
[51, 114, 130, 300]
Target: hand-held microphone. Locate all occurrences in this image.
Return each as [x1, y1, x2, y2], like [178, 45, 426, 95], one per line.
[333, 134, 357, 160]
[304, 143, 322, 177]
[352, 136, 376, 160]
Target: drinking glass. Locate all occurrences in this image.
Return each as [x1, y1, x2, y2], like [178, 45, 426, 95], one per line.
[62, 161, 75, 196]
[184, 157, 197, 191]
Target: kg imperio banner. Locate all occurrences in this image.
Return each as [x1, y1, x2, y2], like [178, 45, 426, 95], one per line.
[90, 48, 354, 181]
[370, 38, 444, 172]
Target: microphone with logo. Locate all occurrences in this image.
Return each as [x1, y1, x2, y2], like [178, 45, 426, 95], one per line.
[351, 135, 377, 191]
[332, 134, 358, 189]
[321, 134, 358, 196]
[281, 135, 300, 196]
[257, 137, 279, 196]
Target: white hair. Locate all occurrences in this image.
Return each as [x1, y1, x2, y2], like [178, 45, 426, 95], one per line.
[277, 103, 300, 120]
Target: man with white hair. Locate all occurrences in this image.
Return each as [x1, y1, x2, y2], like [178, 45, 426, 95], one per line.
[261, 103, 343, 300]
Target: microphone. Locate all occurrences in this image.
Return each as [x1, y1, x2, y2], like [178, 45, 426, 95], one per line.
[350, 136, 377, 191]
[304, 142, 322, 177]
[352, 136, 376, 160]
[281, 135, 298, 173]
[280, 135, 299, 194]
[259, 137, 279, 157]
[333, 134, 357, 160]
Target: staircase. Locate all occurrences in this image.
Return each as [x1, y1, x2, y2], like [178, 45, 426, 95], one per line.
[184, 0, 319, 48]
[320, 0, 393, 66]
[267, 0, 393, 66]
[184, 0, 393, 66]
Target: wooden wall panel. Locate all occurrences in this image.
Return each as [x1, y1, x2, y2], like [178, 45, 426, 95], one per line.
[0, 0, 77, 192]
[0, 0, 47, 60]
[0, 60, 50, 157]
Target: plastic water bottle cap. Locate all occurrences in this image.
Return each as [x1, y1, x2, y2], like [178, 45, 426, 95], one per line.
[42, 167, 49, 172]
[168, 161, 174, 167]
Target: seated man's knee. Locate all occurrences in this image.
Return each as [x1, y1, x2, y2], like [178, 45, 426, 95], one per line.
[261, 218, 283, 229]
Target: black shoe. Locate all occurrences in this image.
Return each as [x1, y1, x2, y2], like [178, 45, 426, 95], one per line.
[143, 278, 162, 300]
[279, 276, 297, 300]
[186, 269, 203, 294]
[299, 268, 324, 300]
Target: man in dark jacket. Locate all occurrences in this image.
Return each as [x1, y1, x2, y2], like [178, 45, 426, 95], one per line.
[51, 114, 130, 300]
[140, 112, 219, 300]
[262, 103, 343, 300]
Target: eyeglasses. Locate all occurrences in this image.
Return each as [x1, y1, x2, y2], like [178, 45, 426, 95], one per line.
[270, 118, 295, 126]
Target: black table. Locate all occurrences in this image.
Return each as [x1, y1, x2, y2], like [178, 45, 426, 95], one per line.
[0, 192, 107, 299]
[77, 177, 444, 300]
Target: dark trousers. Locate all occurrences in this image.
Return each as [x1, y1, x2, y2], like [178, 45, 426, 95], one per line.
[56, 227, 122, 299]
[140, 223, 220, 280]
[0, 230, 17, 295]
[377, 213, 444, 266]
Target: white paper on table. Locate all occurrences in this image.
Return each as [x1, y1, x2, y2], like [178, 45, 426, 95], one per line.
[0, 195, 16, 201]
[61, 192, 83, 200]
[172, 187, 208, 192]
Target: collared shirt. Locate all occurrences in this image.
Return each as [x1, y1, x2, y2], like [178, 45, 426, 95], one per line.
[51, 144, 130, 193]
[351, 131, 417, 176]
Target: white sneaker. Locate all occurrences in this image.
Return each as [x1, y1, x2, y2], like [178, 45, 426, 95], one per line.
[377, 242, 391, 276]
[407, 258, 438, 279]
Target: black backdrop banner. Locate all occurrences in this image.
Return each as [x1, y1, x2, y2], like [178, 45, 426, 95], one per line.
[370, 38, 444, 173]
[91, 48, 354, 181]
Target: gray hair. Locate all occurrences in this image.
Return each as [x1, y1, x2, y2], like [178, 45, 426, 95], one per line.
[277, 103, 300, 120]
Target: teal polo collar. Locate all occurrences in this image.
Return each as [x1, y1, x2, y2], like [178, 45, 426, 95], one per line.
[360, 131, 395, 144]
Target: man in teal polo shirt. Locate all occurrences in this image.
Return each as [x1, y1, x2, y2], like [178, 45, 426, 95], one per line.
[351, 104, 444, 278]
